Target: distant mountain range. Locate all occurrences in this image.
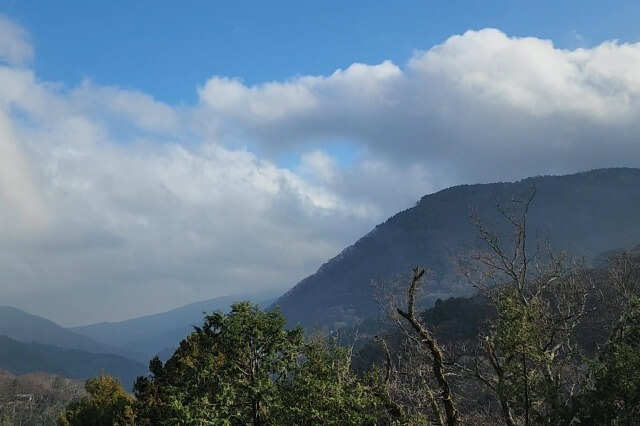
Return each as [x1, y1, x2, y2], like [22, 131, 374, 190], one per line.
[0, 336, 145, 390]
[0, 294, 274, 388]
[0, 306, 145, 388]
[0, 306, 142, 360]
[273, 168, 640, 329]
[70, 294, 277, 358]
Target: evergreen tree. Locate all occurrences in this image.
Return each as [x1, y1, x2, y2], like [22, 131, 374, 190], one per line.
[275, 335, 389, 425]
[134, 302, 304, 425]
[579, 297, 640, 424]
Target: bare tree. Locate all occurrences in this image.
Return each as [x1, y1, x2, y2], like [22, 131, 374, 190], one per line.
[457, 188, 590, 425]
[367, 187, 613, 424]
[599, 247, 640, 336]
[373, 268, 460, 426]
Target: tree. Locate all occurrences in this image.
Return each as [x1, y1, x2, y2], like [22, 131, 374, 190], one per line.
[134, 302, 399, 425]
[373, 268, 460, 425]
[367, 188, 640, 424]
[56, 187, 640, 424]
[275, 334, 389, 424]
[458, 188, 590, 425]
[58, 373, 135, 426]
[573, 248, 640, 424]
[579, 297, 640, 424]
[134, 301, 303, 425]
[396, 268, 460, 426]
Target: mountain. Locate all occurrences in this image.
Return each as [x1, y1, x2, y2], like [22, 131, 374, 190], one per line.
[71, 294, 278, 358]
[273, 168, 640, 329]
[0, 336, 145, 390]
[0, 306, 142, 361]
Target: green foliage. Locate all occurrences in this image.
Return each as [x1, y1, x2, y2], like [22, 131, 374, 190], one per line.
[489, 288, 552, 422]
[56, 249, 640, 425]
[58, 373, 135, 426]
[579, 298, 640, 424]
[134, 302, 304, 424]
[133, 302, 396, 425]
[275, 335, 388, 424]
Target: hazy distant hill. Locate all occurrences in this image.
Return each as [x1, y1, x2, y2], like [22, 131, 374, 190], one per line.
[0, 306, 142, 361]
[0, 336, 145, 390]
[274, 168, 640, 329]
[71, 294, 277, 357]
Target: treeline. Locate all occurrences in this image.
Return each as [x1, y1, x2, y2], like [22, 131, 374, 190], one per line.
[58, 194, 640, 425]
[59, 303, 394, 425]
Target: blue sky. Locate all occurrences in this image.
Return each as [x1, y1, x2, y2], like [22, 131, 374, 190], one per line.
[3, 1, 639, 104]
[2, 2, 640, 324]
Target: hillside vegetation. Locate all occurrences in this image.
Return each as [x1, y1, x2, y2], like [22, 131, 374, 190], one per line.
[0, 370, 84, 425]
[59, 243, 640, 424]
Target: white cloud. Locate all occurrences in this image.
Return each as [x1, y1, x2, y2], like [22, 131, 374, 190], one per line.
[0, 15, 33, 66]
[0, 60, 376, 325]
[195, 61, 403, 148]
[0, 110, 50, 235]
[299, 150, 336, 182]
[192, 29, 640, 183]
[70, 82, 182, 134]
[409, 29, 640, 120]
[1, 20, 640, 324]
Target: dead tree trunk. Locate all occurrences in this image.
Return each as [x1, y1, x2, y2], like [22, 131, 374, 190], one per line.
[396, 267, 460, 426]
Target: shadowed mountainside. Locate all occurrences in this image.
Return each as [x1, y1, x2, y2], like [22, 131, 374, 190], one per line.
[0, 336, 145, 390]
[274, 168, 640, 329]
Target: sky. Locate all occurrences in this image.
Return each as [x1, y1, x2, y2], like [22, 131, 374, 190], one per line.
[1, 2, 640, 325]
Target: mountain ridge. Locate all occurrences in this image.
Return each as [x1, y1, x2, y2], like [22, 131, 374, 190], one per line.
[0, 335, 145, 390]
[71, 293, 278, 357]
[0, 306, 143, 361]
[274, 168, 640, 329]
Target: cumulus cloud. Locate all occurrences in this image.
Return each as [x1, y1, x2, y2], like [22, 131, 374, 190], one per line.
[1, 20, 640, 325]
[196, 29, 640, 183]
[0, 71, 374, 324]
[0, 39, 379, 324]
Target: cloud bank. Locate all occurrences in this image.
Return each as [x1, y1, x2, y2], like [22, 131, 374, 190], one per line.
[1, 18, 639, 325]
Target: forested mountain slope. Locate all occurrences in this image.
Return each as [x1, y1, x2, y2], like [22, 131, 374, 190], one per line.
[274, 168, 640, 328]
